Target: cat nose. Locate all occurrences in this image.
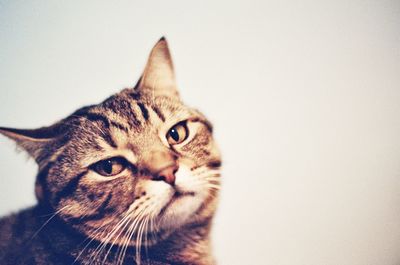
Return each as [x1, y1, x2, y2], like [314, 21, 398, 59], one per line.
[152, 165, 178, 186]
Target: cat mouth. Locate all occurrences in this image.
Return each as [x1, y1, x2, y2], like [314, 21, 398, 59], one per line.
[174, 190, 196, 197]
[159, 190, 195, 216]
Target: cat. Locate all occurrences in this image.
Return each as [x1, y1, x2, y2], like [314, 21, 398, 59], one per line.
[0, 37, 221, 265]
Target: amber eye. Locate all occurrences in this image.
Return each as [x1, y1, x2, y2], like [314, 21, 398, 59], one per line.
[91, 157, 127, 176]
[166, 122, 189, 145]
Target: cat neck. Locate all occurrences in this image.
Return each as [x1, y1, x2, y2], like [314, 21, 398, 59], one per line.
[35, 205, 215, 265]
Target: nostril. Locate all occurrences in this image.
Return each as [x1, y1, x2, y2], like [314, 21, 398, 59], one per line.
[153, 166, 177, 186]
[157, 175, 166, 182]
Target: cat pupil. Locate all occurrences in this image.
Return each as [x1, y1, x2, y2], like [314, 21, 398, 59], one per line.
[104, 160, 113, 174]
[170, 129, 180, 141]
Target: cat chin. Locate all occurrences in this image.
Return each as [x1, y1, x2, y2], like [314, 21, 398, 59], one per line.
[156, 191, 204, 230]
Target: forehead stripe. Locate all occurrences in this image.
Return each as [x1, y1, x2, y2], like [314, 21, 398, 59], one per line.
[110, 121, 129, 133]
[128, 91, 141, 100]
[102, 97, 141, 128]
[116, 99, 141, 128]
[151, 105, 165, 122]
[76, 112, 117, 148]
[137, 102, 149, 121]
[81, 113, 110, 128]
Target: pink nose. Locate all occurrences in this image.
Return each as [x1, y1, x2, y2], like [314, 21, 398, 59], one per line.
[152, 165, 178, 186]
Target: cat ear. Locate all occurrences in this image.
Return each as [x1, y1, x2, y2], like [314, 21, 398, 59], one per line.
[137, 37, 179, 98]
[0, 125, 61, 163]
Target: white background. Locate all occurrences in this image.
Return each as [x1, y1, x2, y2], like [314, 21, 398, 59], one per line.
[0, 1, 400, 264]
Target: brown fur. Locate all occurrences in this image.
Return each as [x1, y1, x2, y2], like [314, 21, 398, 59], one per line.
[0, 38, 221, 265]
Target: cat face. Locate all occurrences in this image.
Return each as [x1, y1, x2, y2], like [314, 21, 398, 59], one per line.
[0, 38, 221, 247]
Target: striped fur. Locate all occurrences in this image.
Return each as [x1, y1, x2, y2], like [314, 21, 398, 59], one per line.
[0, 38, 221, 265]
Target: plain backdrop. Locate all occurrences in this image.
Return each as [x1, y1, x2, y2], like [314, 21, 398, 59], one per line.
[1, 1, 400, 265]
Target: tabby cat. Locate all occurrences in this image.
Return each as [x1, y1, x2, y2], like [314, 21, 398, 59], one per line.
[0, 37, 221, 265]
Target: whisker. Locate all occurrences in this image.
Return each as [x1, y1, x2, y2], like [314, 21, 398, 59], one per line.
[89, 212, 131, 264]
[72, 221, 110, 265]
[115, 220, 134, 265]
[31, 205, 70, 239]
[142, 213, 151, 262]
[112, 207, 149, 265]
[96, 213, 133, 264]
[135, 213, 148, 264]
[119, 202, 151, 265]
[103, 212, 135, 262]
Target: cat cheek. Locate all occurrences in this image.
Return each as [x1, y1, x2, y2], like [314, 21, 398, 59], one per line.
[57, 199, 90, 220]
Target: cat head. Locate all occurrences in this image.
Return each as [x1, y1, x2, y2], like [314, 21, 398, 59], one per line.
[0, 38, 221, 246]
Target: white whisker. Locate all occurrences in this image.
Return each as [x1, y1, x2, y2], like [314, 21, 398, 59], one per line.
[31, 205, 70, 239]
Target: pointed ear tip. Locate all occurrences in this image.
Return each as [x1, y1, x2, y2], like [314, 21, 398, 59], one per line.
[0, 126, 10, 133]
[0, 127, 17, 140]
[149, 36, 171, 58]
[0, 126, 20, 132]
[0, 127, 20, 136]
[156, 36, 169, 47]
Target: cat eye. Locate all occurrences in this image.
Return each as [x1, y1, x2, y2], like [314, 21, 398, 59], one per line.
[166, 121, 189, 145]
[91, 157, 127, 177]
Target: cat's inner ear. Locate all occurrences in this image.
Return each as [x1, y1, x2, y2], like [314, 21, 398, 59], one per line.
[137, 37, 179, 99]
[0, 125, 61, 162]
